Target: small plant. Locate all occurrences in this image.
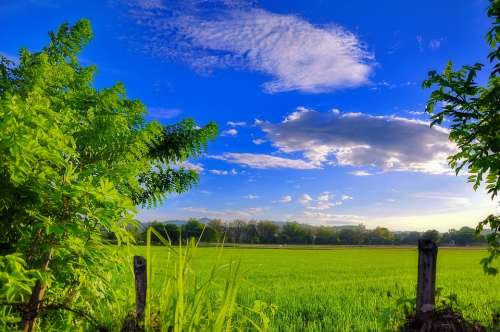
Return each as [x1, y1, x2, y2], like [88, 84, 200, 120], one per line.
[380, 284, 415, 330]
[387, 288, 491, 332]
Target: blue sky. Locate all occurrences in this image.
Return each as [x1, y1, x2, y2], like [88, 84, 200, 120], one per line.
[1, 0, 497, 231]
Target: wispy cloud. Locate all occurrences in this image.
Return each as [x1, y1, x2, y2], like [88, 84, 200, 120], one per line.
[209, 168, 238, 176]
[181, 205, 268, 220]
[341, 194, 353, 201]
[258, 107, 455, 174]
[210, 152, 319, 169]
[299, 193, 313, 204]
[227, 121, 247, 127]
[252, 138, 266, 145]
[244, 194, 259, 199]
[413, 192, 471, 208]
[317, 192, 333, 201]
[301, 192, 346, 210]
[181, 206, 252, 220]
[209, 169, 229, 175]
[179, 161, 204, 172]
[416, 35, 442, 52]
[416, 35, 424, 52]
[148, 107, 182, 119]
[221, 128, 238, 136]
[294, 211, 364, 225]
[349, 170, 374, 176]
[278, 195, 292, 203]
[123, 1, 374, 93]
[428, 39, 441, 50]
[407, 110, 425, 116]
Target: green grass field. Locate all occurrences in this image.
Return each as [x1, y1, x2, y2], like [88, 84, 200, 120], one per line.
[129, 246, 500, 331]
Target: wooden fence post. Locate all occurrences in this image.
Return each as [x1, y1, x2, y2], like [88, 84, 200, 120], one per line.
[416, 239, 438, 320]
[134, 256, 147, 323]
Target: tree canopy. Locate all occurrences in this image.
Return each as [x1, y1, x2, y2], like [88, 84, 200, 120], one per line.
[0, 19, 217, 330]
[423, 0, 499, 274]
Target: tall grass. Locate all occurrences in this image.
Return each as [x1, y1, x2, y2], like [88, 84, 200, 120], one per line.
[132, 227, 275, 331]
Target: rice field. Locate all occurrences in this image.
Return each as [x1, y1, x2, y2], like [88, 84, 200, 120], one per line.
[129, 246, 500, 331]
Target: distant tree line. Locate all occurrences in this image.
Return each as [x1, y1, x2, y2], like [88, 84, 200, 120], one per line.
[114, 219, 489, 246]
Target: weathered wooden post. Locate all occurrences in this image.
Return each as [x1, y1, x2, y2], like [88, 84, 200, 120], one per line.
[121, 256, 148, 332]
[134, 256, 147, 323]
[416, 239, 438, 321]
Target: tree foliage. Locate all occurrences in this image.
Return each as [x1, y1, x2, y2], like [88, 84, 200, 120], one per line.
[423, 0, 500, 275]
[139, 219, 489, 247]
[0, 19, 217, 330]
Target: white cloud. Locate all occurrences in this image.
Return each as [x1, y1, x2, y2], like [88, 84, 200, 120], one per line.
[295, 211, 365, 225]
[416, 35, 441, 52]
[230, 168, 238, 175]
[408, 110, 425, 116]
[209, 169, 229, 175]
[124, 2, 374, 93]
[248, 207, 265, 213]
[305, 192, 343, 210]
[416, 35, 424, 52]
[148, 107, 182, 119]
[307, 201, 342, 210]
[413, 192, 471, 208]
[244, 194, 259, 199]
[278, 195, 292, 203]
[317, 192, 333, 201]
[227, 121, 247, 127]
[258, 108, 455, 174]
[180, 206, 268, 220]
[210, 153, 318, 169]
[367, 208, 496, 232]
[428, 39, 441, 50]
[349, 170, 373, 176]
[221, 128, 238, 136]
[181, 206, 252, 220]
[299, 194, 313, 204]
[180, 161, 204, 172]
[341, 194, 353, 201]
[252, 138, 266, 145]
[199, 190, 212, 195]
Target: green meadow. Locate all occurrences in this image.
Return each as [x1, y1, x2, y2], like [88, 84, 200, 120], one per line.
[124, 246, 500, 331]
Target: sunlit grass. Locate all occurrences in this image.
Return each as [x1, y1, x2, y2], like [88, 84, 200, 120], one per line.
[124, 246, 500, 331]
[112, 229, 275, 332]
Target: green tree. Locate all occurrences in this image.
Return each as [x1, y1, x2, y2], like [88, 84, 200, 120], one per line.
[256, 221, 279, 244]
[280, 222, 312, 244]
[338, 225, 366, 245]
[147, 222, 180, 244]
[0, 20, 217, 330]
[244, 221, 260, 244]
[367, 227, 395, 245]
[400, 231, 421, 245]
[205, 219, 225, 242]
[315, 226, 337, 245]
[423, 0, 499, 274]
[421, 229, 441, 243]
[163, 223, 181, 243]
[181, 219, 205, 241]
[227, 220, 247, 243]
[455, 226, 479, 246]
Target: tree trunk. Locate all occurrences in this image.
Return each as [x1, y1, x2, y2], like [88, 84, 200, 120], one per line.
[22, 248, 53, 332]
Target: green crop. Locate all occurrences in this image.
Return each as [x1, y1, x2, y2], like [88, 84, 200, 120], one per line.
[125, 246, 500, 332]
